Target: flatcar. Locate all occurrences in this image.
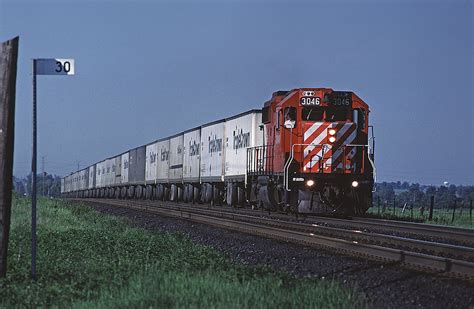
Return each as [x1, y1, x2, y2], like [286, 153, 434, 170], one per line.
[62, 88, 376, 215]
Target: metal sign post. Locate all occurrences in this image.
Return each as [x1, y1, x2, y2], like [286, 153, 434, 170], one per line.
[31, 58, 74, 280]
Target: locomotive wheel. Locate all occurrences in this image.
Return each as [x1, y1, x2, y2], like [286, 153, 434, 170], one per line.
[237, 186, 245, 206]
[351, 189, 372, 215]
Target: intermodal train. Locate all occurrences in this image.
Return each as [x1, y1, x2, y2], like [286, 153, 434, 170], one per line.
[61, 88, 376, 214]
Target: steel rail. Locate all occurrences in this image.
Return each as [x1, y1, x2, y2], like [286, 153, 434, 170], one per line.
[82, 198, 474, 261]
[79, 198, 474, 246]
[75, 198, 474, 280]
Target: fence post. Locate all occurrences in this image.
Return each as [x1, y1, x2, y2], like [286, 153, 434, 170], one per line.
[470, 200, 472, 227]
[429, 195, 434, 221]
[451, 199, 457, 223]
[377, 196, 380, 215]
[393, 196, 396, 215]
[0, 37, 19, 278]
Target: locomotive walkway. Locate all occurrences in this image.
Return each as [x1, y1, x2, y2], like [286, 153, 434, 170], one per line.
[72, 198, 474, 281]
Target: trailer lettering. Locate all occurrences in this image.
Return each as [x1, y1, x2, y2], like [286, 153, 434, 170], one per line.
[233, 129, 250, 150]
[189, 140, 200, 156]
[209, 135, 222, 153]
[149, 152, 157, 164]
[160, 148, 169, 161]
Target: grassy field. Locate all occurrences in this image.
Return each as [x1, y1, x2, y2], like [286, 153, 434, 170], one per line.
[367, 205, 474, 228]
[0, 195, 365, 308]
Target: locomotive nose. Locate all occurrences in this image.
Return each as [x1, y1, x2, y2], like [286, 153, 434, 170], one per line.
[302, 121, 357, 173]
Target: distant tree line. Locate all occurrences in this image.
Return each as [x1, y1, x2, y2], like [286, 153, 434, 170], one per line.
[13, 174, 62, 197]
[373, 181, 474, 209]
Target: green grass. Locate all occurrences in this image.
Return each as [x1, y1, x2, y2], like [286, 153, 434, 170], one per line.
[367, 205, 474, 228]
[0, 195, 365, 308]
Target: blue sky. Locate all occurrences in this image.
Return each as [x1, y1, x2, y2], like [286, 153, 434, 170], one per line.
[0, 0, 472, 185]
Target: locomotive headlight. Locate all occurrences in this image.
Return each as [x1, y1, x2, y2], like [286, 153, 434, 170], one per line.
[329, 136, 336, 143]
[328, 129, 336, 136]
[306, 179, 315, 187]
[351, 180, 359, 188]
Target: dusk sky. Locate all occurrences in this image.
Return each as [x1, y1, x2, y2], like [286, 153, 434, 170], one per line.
[0, 0, 472, 185]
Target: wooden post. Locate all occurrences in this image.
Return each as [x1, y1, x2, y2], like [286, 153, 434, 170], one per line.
[0, 37, 19, 278]
[428, 195, 434, 221]
[377, 196, 380, 215]
[470, 200, 472, 227]
[451, 199, 457, 223]
[393, 196, 396, 215]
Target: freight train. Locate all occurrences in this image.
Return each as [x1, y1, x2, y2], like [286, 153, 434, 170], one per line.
[61, 88, 376, 214]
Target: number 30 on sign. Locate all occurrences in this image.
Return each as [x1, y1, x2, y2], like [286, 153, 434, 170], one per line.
[35, 58, 75, 76]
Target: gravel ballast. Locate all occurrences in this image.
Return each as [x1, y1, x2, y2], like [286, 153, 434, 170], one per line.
[83, 201, 474, 309]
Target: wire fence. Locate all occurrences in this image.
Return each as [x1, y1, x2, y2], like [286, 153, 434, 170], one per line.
[368, 197, 473, 228]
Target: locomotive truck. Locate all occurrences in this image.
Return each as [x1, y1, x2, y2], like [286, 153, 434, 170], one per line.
[62, 88, 376, 215]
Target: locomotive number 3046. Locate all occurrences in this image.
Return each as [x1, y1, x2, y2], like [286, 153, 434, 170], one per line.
[300, 97, 321, 106]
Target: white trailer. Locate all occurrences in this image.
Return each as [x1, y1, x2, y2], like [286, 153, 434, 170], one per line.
[156, 138, 170, 183]
[183, 127, 201, 182]
[96, 160, 105, 188]
[121, 152, 129, 184]
[114, 155, 121, 186]
[79, 168, 88, 190]
[104, 158, 113, 187]
[200, 120, 225, 182]
[88, 165, 95, 189]
[169, 134, 184, 181]
[224, 110, 263, 180]
[61, 178, 65, 193]
[145, 142, 158, 183]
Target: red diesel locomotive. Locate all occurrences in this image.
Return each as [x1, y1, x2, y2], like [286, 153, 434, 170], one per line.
[246, 88, 375, 215]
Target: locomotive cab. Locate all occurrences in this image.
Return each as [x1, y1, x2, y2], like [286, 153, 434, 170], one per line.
[249, 88, 375, 215]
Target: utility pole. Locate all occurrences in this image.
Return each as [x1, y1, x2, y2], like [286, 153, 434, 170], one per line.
[0, 37, 19, 278]
[77, 161, 80, 171]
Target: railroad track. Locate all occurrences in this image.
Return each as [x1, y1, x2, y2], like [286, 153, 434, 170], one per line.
[72, 198, 474, 281]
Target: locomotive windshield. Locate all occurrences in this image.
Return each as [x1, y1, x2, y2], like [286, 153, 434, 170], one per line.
[301, 106, 348, 122]
[302, 107, 324, 121]
[325, 107, 348, 122]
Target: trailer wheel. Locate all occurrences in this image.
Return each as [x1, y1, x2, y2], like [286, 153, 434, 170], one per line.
[237, 186, 245, 205]
[226, 182, 237, 207]
[193, 186, 200, 204]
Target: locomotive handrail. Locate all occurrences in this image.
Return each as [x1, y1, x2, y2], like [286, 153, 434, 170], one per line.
[284, 143, 375, 191]
[284, 143, 331, 191]
[350, 141, 377, 191]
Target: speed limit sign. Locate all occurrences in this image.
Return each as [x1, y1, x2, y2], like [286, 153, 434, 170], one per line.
[35, 58, 75, 75]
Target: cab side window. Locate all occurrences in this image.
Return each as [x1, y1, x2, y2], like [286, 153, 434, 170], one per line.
[353, 108, 366, 129]
[284, 107, 296, 122]
[276, 110, 281, 131]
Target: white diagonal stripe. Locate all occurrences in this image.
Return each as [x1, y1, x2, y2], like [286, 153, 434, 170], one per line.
[304, 122, 323, 141]
[330, 125, 357, 166]
[303, 131, 328, 156]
